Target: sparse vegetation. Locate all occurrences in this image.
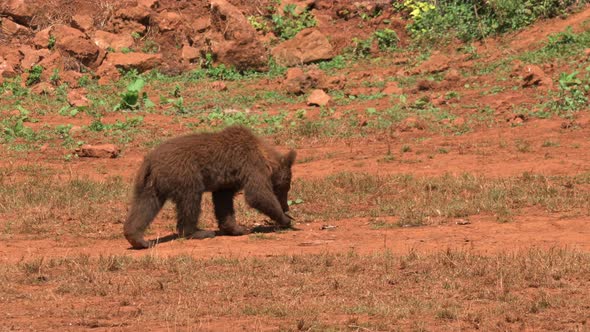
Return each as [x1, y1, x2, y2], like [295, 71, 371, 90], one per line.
[271, 4, 317, 40]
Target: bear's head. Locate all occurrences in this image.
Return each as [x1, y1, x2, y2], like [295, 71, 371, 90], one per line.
[272, 149, 297, 212]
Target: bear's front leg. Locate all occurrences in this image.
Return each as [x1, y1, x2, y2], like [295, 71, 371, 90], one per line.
[213, 190, 249, 236]
[244, 184, 293, 228]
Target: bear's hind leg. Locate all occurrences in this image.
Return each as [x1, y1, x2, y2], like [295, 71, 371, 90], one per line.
[174, 194, 215, 239]
[212, 190, 249, 236]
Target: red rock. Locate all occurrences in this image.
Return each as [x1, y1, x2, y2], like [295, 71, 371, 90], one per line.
[521, 64, 552, 88]
[211, 81, 227, 91]
[399, 117, 424, 132]
[306, 89, 331, 107]
[138, 0, 159, 9]
[417, 79, 434, 91]
[96, 62, 120, 85]
[0, 56, 18, 78]
[32, 27, 51, 48]
[271, 28, 334, 67]
[412, 53, 451, 74]
[67, 88, 90, 107]
[52, 25, 100, 66]
[323, 75, 346, 90]
[382, 81, 402, 95]
[2, 0, 35, 26]
[452, 117, 466, 127]
[59, 70, 84, 88]
[208, 0, 268, 71]
[181, 45, 200, 63]
[105, 52, 162, 73]
[93, 30, 134, 51]
[444, 68, 461, 82]
[283, 67, 307, 94]
[1, 17, 29, 36]
[71, 14, 94, 32]
[19, 46, 49, 69]
[75, 144, 120, 158]
[37, 51, 63, 71]
[193, 17, 210, 33]
[115, 6, 151, 24]
[154, 11, 181, 32]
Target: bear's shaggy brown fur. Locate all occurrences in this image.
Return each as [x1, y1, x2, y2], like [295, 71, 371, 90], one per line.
[123, 125, 297, 249]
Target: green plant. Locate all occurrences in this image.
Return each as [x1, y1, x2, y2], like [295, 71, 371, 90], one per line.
[1, 109, 37, 143]
[48, 35, 56, 49]
[349, 37, 373, 58]
[141, 40, 159, 54]
[247, 15, 270, 33]
[49, 69, 60, 84]
[272, 4, 317, 40]
[318, 55, 346, 71]
[113, 78, 147, 111]
[549, 69, 590, 114]
[373, 28, 399, 51]
[26, 65, 43, 86]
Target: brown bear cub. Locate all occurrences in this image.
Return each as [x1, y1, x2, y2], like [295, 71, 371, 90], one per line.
[123, 125, 297, 249]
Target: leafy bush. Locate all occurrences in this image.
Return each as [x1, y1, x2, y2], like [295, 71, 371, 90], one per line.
[398, 0, 589, 44]
[272, 4, 317, 40]
[374, 28, 399, 51]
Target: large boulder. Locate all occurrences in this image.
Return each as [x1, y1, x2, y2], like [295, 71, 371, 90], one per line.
[0, 56, 18, 78]
[207, 0, 268, 71]
[271, 28, 334, 67]
[1, 0, 36, 27]
[52, 25, 100, 67]
[1, 17, 30, 36]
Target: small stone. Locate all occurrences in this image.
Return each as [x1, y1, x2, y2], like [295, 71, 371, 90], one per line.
[75, 144, 120, 158]
[211, 81, 227, 91]
[306, 89, 331, 107]
[67, 89, 90, 107]
[181, 45, 200, 63]
[444, 68, 461, 82]
[382, 81, 402, 95]
[452, 117, 466, 127]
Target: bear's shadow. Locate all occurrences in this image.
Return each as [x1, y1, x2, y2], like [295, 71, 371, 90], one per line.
[131, 226, 301, 250]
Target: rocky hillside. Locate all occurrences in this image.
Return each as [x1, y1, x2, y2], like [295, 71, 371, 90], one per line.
[0, 0, 399, 86]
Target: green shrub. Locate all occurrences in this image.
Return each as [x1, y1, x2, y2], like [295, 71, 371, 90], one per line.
[398, 0, 589, 44]
[374, 28, 399, 51]
[272, 4, 317, 40]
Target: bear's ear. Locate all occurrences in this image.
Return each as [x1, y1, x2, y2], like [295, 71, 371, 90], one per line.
[283, 149, 297, 167]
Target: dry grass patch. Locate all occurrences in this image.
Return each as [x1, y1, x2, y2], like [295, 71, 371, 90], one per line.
[1, 248, 589, 330]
